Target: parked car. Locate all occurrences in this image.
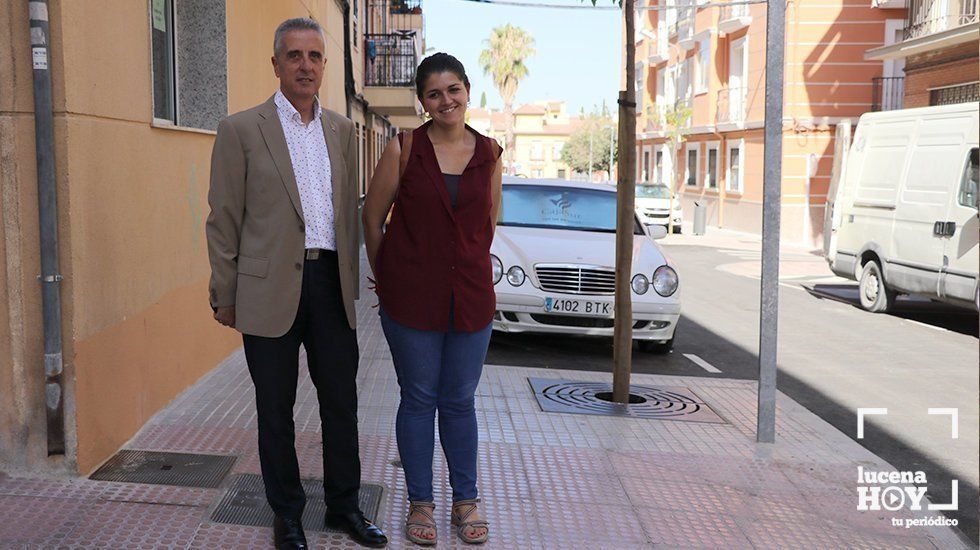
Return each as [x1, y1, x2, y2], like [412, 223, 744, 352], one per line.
[491, 177, 681, 352]
[824, 103, 979, 312]
[635, 183, 683, 232]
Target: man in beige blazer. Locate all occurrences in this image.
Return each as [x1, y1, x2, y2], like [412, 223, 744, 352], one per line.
[206, 18, 386, 550]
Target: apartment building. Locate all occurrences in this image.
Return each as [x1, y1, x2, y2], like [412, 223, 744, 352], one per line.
[468, 102, 581, 178]
[864, 0, 978, 111]
[629, 0, 899, 244]
[0, 0, 422, 475]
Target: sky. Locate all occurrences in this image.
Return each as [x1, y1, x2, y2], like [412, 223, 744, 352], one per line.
[423, 0, 622, 116]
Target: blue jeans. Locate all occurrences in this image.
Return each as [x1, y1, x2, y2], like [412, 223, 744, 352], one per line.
[379, 306, 492, 503]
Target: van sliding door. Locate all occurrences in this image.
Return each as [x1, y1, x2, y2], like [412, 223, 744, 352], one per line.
[940, 147, 979, 305]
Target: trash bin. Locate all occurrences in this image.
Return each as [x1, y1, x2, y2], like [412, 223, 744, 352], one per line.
[693, 201, 707, 235]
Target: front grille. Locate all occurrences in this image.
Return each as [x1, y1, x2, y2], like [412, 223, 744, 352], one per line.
[530, 314, 614, 328]
[535, 265, 616, 295]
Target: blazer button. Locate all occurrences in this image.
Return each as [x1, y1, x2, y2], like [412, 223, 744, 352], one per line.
[295, 262, 302, 270]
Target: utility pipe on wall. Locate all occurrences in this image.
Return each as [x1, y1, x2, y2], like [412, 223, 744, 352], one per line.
[27, 0, 66, 455]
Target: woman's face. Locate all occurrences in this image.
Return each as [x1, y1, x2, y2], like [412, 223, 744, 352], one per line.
[421, 71, 469, 126]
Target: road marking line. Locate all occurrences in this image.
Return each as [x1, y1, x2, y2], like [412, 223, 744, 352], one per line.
[683, 353, 722, 373]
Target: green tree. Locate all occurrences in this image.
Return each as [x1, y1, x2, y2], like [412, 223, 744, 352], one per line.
[560, 107, 617, 176]
[478, 24, 535, 171]
[480, 91, 487, 109]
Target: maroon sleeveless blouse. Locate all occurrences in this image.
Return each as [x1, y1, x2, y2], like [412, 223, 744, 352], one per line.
[375, 121, 500, 332]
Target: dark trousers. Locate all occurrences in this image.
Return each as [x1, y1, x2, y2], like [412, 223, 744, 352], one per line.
[242, 251, 360, 520]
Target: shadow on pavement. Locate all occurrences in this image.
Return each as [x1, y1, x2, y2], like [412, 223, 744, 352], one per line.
[487, 315, 979, 544]
[806, 284, 979, 338]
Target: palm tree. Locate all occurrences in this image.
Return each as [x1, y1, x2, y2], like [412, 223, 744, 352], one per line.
[478, 25, 535, 173]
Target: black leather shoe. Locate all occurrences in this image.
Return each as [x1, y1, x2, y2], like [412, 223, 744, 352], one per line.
[325, 510, 388, 548]
[273, 515, 308, 550]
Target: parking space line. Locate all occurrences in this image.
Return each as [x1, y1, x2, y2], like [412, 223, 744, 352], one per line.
[683, 353, 722, 373]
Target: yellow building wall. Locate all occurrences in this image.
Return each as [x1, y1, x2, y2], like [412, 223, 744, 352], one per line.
[0, 0, 358, 474]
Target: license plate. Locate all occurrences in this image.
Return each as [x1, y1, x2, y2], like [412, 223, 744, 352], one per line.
[544, 297, 612, 316]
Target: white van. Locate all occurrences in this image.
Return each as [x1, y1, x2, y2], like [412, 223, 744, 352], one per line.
[824, 103, 979, 312]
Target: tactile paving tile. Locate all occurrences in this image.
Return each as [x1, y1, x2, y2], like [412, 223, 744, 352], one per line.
[531, 500, 650, 547]
[209, 474, 385, 533]
[635, 506, 753, 549]
[89, 450, 236, 488]
[97, 482, 218, 507]
[0, 495, 84, 546]
[53, 499, 202, 549]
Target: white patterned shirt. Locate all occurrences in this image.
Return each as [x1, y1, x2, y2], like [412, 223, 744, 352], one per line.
[274, 90, 335, 251]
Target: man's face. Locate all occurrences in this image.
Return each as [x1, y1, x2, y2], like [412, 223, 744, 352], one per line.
[272, 29, 326, 102]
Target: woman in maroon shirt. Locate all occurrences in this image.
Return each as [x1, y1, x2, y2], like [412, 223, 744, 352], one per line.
[362, 53, 503, 545]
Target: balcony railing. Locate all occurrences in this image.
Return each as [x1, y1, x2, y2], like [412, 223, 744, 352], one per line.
[871, 77, 905, 111]
[364, 32, 418, 87]
[367, 0, 423, 35]
[719, 2, 750, 21]
[716, 87, 746, 124]
[904, 0, 978, 40]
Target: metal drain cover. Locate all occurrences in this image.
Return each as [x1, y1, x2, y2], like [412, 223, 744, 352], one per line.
[210, 474, 385, 531]
[89, 450, 236, 488]
[528, 378, 726, 424]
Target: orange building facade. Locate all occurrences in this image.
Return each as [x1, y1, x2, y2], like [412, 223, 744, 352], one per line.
[628, 0, 905, 245]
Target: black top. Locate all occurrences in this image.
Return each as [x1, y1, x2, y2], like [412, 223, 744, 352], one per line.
[443, 173, 462, 208]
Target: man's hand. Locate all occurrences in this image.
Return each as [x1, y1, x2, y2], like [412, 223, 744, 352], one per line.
[214, 306, 236, 328]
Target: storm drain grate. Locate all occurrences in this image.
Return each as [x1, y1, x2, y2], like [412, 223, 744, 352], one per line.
[210, 474, 385, 531]
[89, 450, 236, 488]
[528, 378, 727, 424]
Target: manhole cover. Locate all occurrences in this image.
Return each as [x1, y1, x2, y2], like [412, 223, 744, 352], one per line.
[528, 378, 726, 424]
[210, 474, 385, 531]
[89, 450, 236, 488]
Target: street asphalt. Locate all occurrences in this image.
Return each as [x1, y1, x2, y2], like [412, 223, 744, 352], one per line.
[485, 236, 980, 544]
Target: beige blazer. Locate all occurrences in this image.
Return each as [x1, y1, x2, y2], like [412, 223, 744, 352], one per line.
[206, 95, 360, 337]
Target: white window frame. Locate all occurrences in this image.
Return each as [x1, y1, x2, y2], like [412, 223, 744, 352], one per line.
[552, 141, 563, 160]
[696, 38, 710, 95]
[726, 139, 744, 193]
[531, 140, 544, 160]
[642, 146, 652, 182]
[705, 141, 720, 189]
[151, 0, 178, 126]
[636, 62, 645, 110]
[654, 146, 665, 185]
[685, 143, 700, 187]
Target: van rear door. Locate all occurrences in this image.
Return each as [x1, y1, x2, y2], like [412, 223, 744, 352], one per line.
[889, 115, 969, 297]
[941, 147, 979, 307]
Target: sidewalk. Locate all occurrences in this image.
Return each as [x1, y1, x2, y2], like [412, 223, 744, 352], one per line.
[0, 260, 972, 549]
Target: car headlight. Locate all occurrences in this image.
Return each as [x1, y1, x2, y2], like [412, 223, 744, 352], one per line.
[506, 266, 526, 286]
[653, 265, 678, 296]
[631, 274, 649, 294]
[491, 255, 503, 284]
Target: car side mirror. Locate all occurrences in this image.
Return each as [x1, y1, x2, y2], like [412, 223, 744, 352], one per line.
[646, 224, 668, 240]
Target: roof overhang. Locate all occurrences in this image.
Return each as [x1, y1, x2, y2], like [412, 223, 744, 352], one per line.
[865, 22, 980, 60]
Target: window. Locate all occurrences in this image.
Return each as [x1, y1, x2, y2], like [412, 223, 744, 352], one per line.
[959, 148, 979, 209]
[553, 142, 564, 160]
[696, 38, 710, 94]
[150, 0, 227, 130]
[706, 144, 719, 188]
[685, 145, 699, 187]
[642, 150, 651, 182]
[151, 0, 175, 122]
[727, 141, 743, 192]
[531, 141, 544, 160]
[557, 169, 567, 179]
[655, 149, 664, 184]
[636, 62, 645, 110]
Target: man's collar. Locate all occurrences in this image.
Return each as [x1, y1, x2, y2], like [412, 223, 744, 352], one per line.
[274, 89, 321, 123]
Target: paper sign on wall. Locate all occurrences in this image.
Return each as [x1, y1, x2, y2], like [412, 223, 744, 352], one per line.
[32, 47, 47, 70]
[152, 0, 166, 32]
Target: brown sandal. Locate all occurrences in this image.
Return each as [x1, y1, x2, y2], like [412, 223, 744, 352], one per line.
[451, 498, 489, 545]
[406, 501, 437, 546]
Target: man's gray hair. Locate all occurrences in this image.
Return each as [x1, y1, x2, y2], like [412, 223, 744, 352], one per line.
[273, 17, 325, 57]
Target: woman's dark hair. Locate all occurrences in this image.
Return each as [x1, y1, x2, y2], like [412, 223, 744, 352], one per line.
[415, 53, 470, 101]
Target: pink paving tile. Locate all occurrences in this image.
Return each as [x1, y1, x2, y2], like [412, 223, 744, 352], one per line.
[526, 469, 629, 506]
[186, 522, 272, 549]
[521, 444, 615, 476]
[531, 501, 649, 547]
[97, 482, 218, 507]
[619, 477, 748, 516]
[0, 477, 107, 501]
[0, 495, 83, 546]
[128, 424, 257, 454]
[55, 500, 202, 549]
[635, 506, 753, 549]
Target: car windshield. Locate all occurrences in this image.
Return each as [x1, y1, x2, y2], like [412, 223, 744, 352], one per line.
[499, 185, 642, 234]
[636, 185, 671, 199]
